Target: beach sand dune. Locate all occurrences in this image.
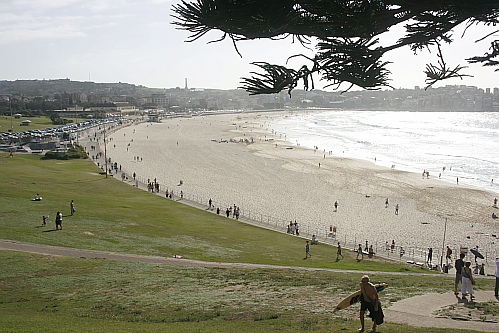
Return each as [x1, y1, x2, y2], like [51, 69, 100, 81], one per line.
[106, 112, 498, 260]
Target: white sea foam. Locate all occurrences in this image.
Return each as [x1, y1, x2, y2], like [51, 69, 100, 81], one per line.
[272, 111, 499, 194]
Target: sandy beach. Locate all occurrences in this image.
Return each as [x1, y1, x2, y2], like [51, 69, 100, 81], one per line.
[103, 111, 498, 262]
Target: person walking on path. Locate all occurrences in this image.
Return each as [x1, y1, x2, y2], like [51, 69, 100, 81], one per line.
[305, 241, 311, 259]
[336, 242, 344, 260]
[454, 253, 465, 295]
[357, 244, 364, 260]
[359, 275, 383, 333]
[461, 261, 475, 300]
[70, 200, 75, 216]
[494, 257, 499, 297]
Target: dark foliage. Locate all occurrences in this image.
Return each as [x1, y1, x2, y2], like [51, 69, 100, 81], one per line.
[43, 145, 88, 160]
[172, 0, 499, 94]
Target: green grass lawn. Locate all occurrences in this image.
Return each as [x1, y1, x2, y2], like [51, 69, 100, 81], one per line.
[0, 152, 496, 333]
[0, 115, 55, 132]
[0, 152, 421, 271]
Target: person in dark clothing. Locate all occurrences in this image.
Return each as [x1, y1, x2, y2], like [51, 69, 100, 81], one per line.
[454, 253, 465, 295]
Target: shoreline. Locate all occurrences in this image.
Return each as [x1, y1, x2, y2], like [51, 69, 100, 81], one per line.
[102, 111, 498, 262]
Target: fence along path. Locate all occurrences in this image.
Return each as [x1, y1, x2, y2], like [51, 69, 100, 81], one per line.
[80, 121, 497, 277]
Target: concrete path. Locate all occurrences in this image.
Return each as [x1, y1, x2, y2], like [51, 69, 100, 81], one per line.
[1, 239, 498, 332]
[384, 291, 499, 332]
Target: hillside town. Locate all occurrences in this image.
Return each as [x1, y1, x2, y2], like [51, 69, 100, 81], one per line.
[1, 79, 499, 120]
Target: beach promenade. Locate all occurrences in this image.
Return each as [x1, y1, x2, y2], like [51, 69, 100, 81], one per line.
[79, 111, 498, 274]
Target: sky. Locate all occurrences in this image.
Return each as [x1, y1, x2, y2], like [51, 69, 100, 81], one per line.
[1, 0, 498, 91]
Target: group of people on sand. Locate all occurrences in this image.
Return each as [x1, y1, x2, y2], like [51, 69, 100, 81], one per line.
[287, 220, 300, 235]
[147, 178, 160, 193]
[224, 205, 240, 219]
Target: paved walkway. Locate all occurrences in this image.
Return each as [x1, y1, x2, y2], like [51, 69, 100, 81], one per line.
[384, 292, 499, 332]
[1, 239, 497, 332]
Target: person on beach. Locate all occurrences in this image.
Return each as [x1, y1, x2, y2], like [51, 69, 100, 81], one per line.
[427, 247, 433, 265]
[305, 241, 311, 259]
[357, 244, 364, 260]
[365, 240, 369, 252]
[359, 275, 383, 333]
[385, 198, 388, 208]
[369, 245, 375, 258]
[395, 204, 399, 215]
[461, 261, 475, 300]
[70, 200, 75, 216]
[334, 200, 338, 212]
[336, 242, 344, 260]
[454, 253, 465, 295]
[311, 235, 318, 245]
[208, 198, 212, 209]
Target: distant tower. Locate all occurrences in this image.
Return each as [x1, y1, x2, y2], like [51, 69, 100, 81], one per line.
[185, 78, 188, 90]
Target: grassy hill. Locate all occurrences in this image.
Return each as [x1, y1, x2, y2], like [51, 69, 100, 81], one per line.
[0, 152, 495, 333]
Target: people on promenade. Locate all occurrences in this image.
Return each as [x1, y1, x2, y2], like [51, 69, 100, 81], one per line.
[461, 261, 475, 300]
[454, 253, 465, 295]
[357, 244, 364, 260]
[311, 234, 318, 245]
[427, 247, 433, 265]
[336, 242, 344, 260]
[359, 275, 383, 333]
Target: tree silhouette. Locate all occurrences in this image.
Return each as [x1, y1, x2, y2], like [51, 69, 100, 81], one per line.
[172, 0, 499, 95]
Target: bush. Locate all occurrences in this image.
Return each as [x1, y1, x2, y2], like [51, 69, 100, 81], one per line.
[42, 144, 88, 160]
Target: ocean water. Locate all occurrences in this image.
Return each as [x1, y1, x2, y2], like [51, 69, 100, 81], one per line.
[272, 111, 499, 194]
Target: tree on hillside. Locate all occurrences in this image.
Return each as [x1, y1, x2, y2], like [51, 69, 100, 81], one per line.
[172, 0, 499, 95]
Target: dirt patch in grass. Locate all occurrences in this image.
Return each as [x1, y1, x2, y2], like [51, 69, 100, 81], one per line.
[435, 301, 499, 323]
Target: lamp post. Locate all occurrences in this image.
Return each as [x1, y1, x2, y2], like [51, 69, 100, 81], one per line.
[9, 96, 13, 132]
[104, 120, 108, 179]
[440, 216, 448, 268]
